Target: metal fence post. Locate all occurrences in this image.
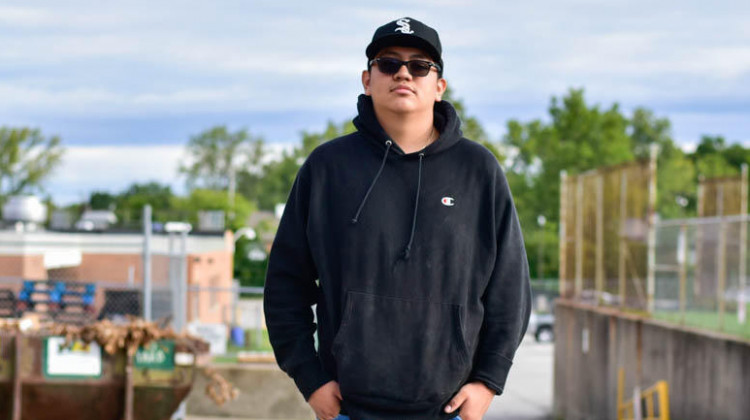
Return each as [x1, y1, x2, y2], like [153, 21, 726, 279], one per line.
[169, 233, 178, 329]
[559, 171, 568, 297]
[619, 171, 628, 308]
[740, 164, 748, 324]
[575, 175, 584, 297]
[679, 224, 688, 323]
[596, 173, 604, 303]
[142, 205, 152, 321]
[647, 144, 658, 314]
[718, 219, 727, 331]
[695, 175, 704, 296]
[179, 230, 188, 330]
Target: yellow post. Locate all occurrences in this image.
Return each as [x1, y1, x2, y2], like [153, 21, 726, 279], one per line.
[647, 144, 658, 314]
[696, 175, 704, 296]
[576, 175, 584, 297]
[619, 172, 628, 308]
[658, 382, 671, 420]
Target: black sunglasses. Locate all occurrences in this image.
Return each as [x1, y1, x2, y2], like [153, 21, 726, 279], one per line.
[368, 57, 441, 77]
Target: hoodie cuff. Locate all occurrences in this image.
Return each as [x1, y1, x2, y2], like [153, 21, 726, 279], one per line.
[290, 359, 333, 401]
[468, 352, 513, 395]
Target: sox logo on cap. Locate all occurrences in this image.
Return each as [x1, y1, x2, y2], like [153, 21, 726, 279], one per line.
[395, 18, 414, 34]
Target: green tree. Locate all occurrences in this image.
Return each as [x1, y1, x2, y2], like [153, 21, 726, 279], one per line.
[115, 182, 177, 224]
[0, 127, 65, 201]
[630, 108, 696, 218]
[442, 86, 503, 162]
[500, 88, 697, 277]
[249, 120, 355, 211]
[505, 88, 634, 230]
[234, 236, 269, 288]
[89, 191, 117, 210]
[173, 188, 255, 231]
[179, 126, 265, 190]
[689, 135, 745, 179]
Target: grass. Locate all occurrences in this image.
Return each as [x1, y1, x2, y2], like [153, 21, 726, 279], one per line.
[652, 305, 750, 340]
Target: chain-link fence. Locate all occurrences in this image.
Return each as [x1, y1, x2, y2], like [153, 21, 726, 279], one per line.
[0, 210, 233, 331]
[653, 215, 750, 338]
[558, 152, 750, 338]
[698, 167, 748, 218]
[559, 148, 657, 311]
[186, 284, 269, 361]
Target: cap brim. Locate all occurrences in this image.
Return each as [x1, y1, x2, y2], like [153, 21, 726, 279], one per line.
[366, 34, 442, 66]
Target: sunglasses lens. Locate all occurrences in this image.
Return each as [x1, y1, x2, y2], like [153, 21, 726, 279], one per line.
[407, 61, 431, 77]
[378, 58, 402, 74]
[374, 58, 435, 77]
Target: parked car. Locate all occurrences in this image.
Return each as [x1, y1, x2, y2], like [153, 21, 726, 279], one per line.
[528, 311, 554, 342]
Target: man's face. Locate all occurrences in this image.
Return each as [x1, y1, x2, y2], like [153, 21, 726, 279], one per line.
[362, 46, 447, 115]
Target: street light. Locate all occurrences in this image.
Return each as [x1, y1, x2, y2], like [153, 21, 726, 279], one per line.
[234, 227, 257, 242]
[537, 215, 547, 281]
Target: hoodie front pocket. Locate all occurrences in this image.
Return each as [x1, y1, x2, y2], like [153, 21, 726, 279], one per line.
[331, 291, 470, 405]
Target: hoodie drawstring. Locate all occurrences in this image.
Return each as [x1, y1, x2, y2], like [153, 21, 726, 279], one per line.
[351, 140, 393, 224]
[402, 152, 424, 260]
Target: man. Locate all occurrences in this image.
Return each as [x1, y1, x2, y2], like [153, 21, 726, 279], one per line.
[264, 17, 531, 420]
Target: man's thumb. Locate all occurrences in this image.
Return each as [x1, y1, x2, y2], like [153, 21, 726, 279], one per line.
[333, 382, 343, 400]
[445, 391, 467, 413]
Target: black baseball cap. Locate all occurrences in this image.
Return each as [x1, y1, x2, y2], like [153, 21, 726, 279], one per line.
[366, 17, 443, 74]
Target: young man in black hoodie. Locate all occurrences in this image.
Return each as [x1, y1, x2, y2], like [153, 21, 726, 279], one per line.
[264, 17, 531, 420]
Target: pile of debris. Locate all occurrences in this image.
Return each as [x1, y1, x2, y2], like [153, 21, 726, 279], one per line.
[0, 315, 238, 406]
[50, 317, 204, 356]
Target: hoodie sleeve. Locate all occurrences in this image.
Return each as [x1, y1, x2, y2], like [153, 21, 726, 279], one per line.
[468, 165, 532, 395]
[263, 160, 332, 400]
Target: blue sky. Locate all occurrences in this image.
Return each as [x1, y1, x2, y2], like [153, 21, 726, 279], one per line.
[1, 0, 749, 204]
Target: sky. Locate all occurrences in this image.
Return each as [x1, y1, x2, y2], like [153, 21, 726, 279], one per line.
[1, 0, 749, 205]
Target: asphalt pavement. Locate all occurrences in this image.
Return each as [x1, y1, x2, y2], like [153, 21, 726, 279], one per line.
[187, 335, 554, 420]
[483, 337, 554, 420]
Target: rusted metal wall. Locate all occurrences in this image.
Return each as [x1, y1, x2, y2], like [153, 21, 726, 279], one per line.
[0, 333, 196, 420]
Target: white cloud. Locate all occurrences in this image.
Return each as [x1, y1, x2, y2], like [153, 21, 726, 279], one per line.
[43, 142, 296, 205]
[45, 145, 186, 205]
[0, 0, 748, 148]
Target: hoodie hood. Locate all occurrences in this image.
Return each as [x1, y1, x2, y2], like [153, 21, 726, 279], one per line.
[353, 94, 464, 156]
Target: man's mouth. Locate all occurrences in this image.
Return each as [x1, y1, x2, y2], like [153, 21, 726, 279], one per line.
[391, 85, 414, 94]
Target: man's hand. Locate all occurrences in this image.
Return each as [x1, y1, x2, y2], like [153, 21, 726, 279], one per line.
[444, 381, 495, 420]
[308, 380, 342, 420]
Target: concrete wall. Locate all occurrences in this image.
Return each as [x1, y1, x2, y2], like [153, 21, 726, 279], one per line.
[186, 363, 313, 420]
[554, 299, 750, 420]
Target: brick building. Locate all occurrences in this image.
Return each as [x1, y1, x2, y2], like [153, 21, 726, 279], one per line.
[0, 229, 235, 326]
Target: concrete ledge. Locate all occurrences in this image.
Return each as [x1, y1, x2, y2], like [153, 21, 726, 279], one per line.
[186, 363, 313, 420]
[554, 299, 750, 420]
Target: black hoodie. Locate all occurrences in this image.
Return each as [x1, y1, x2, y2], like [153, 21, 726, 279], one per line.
[264, 95, 531, 420]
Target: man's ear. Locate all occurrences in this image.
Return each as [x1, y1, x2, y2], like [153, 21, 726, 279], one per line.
[435, 78, 447, 102]
[362, 70, 372, 95]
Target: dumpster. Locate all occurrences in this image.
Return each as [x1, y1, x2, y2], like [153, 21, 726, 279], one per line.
[0, 319, 210, 420]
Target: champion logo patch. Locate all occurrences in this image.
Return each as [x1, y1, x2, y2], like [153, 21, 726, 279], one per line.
[441, 197, 455, 206]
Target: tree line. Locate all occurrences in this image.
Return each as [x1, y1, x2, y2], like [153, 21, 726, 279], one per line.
[2, 88, 749, 282]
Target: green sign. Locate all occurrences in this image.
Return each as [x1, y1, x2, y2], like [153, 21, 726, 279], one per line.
[135, 340, 175, 370]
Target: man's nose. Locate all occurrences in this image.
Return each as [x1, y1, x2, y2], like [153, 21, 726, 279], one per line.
[393, 63, 412, 80]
